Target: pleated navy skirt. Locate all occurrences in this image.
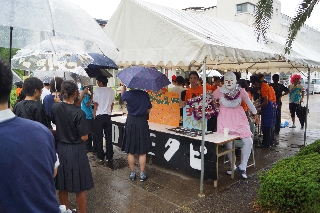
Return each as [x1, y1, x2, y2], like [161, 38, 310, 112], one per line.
[121, 115, 151, 155]
[55, 142, 94, 193]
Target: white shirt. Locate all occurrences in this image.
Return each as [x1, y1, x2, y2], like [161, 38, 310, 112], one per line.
[41, 87, 51, 103]
[117, 86, 123, 93]
[0, 109, 15, 122]
[170, 86, 187, 108]
[93, 87, 115, 115]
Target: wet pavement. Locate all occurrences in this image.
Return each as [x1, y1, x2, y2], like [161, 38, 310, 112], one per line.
[66, 95, 320, 212]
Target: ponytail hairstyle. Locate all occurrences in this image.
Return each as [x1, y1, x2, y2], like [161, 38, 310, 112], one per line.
[50, 77, 63, 93]
[61, 80, 78, 100]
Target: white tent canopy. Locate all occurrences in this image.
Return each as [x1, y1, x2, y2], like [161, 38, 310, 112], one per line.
[104, 0, 320, 72]
[105, 0, 279, 68]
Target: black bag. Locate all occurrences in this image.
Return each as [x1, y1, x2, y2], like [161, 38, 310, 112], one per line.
[296, 104, 307, 126]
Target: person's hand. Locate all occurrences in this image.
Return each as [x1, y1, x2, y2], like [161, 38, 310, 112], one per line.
[83, 87, 89, 93]
[254, 115, 260, 124]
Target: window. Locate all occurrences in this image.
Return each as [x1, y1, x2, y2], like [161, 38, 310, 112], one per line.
[237, 5, 242, 13]
[236, 2, 255, 14]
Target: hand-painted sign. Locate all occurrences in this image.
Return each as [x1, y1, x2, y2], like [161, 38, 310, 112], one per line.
[149, 92, 180, 126]
[183, 106, 207, 130]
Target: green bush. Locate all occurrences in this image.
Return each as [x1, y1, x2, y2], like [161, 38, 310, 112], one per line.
[297, 139, 320, 156]
[257, 152, 320, 213]
[10, 86, 17, 108]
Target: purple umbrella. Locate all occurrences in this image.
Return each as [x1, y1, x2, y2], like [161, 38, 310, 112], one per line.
[117, 66, 170, 91]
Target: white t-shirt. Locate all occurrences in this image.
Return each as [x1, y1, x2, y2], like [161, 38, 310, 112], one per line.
[41, 87, 51, 103]
[117, 86, 123, 93]
[170, 86, 187, 108]
[93, 87, 115, 115]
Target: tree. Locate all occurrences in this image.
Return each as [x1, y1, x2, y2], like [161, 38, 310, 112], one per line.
[254, 0, 319, 54]
[0, 47, 23, 78]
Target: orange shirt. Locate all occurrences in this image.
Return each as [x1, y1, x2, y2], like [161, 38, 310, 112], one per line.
[210, 85, 218, 92]
[16, 88, 22, 96]
[269, 86, 276, 103]
[185, 86, 204, 101]
[261, 82, 270, 99]
[241, 91, 252, 112]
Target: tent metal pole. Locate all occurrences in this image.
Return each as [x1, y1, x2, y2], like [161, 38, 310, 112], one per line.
[304, 66, 311, 146]
[199, 57, 207, 198]
[9, 26, 13, 69]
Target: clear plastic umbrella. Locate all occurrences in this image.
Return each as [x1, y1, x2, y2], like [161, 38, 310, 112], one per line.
[12, 70, 22, 83]
[33, 67, 92, 86]
[0, 0, 119, 64]
[11, 49, 94, 71]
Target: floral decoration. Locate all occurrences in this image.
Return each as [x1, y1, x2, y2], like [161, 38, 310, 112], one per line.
[186, 91, 219, 120]
[223, 85, 241, 101]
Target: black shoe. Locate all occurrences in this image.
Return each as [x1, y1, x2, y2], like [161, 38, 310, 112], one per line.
[97, 159, 105, 165]
[140, 173, 148, 182]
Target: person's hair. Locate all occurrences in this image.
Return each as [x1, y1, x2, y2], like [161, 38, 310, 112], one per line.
[184, 78, 190, 86]
[0, 59, 13, 104]
[22, 77, 43, 96]
[233, 72, 241, 81]
[61, 80, 78, 100]
[14, 90, 26, 108]
[44, 83, 50, 87]
[258, 74, 265, 81]
[221, 76, 224, 83]
[214, 76, 221, 81]
[189, 71, 199, 80]
[176, 76, 185, 85]
[250, 75, 260, 84]
[272, 74, 280, 82]
[50, 77, 64, 93]
[15, 81, 23, 88]
[96, 75, 108, 86]
[238, 79, 247, 88]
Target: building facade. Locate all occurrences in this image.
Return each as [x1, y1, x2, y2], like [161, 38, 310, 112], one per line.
[183, 0, 320, 78]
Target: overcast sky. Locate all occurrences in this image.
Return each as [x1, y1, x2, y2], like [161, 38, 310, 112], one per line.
[68, 0, 320, 30]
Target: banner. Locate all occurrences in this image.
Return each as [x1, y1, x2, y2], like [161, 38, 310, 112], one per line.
[112, 121, 216, 180]
[148, 92, 180, 126]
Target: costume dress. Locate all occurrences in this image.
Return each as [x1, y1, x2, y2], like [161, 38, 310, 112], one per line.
[212, 84, 257, 171]
[213, 87, 253, 138]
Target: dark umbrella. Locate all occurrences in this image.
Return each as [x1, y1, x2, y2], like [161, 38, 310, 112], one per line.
[117, 66, 170, 91]
[85, 53, 118, 77]
[85, 68, 113, 78]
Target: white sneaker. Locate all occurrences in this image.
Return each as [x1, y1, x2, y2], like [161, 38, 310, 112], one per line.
[239, 170, 247, 179]
[227, 167, 239, 175]
[289, 124, 296, 128]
